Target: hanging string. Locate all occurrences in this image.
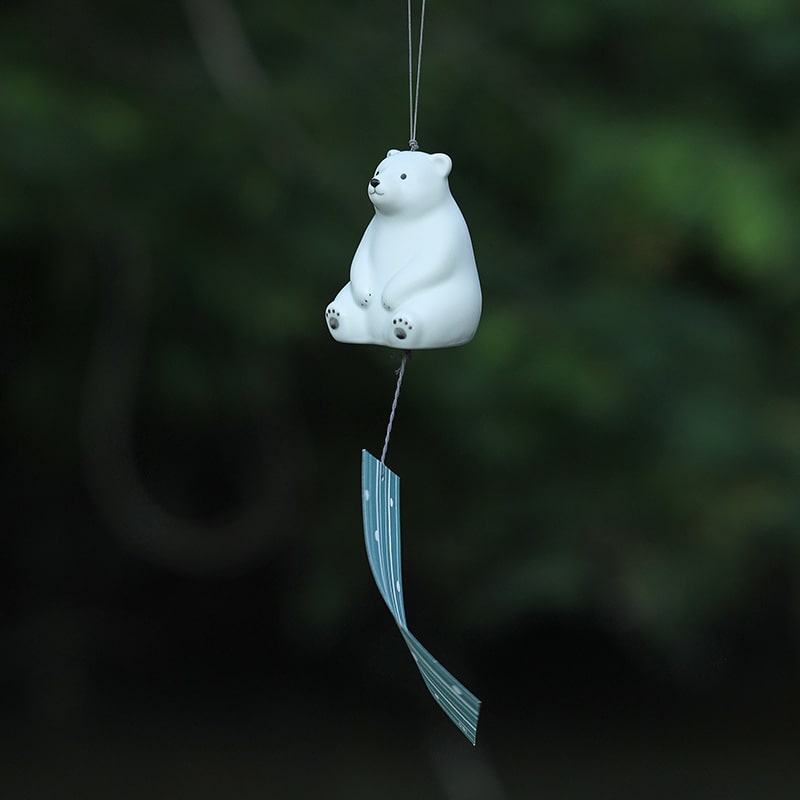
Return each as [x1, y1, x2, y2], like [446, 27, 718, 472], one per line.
[380, 352, 410, 466]
[407, 0, 426, 151]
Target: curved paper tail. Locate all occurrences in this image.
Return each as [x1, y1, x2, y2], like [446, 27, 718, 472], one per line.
[361, 449, 481, 744]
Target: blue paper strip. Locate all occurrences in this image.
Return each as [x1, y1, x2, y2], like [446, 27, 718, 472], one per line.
[362, 449, 481, 744]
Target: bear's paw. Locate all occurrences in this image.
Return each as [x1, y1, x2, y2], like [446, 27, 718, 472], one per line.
[391, 315, 415, 343]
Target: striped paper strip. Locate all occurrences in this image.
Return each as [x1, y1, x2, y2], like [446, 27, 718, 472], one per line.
[361, 449, 481, 744]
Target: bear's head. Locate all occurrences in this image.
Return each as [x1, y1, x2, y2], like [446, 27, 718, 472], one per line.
[367, 149, 453, 216]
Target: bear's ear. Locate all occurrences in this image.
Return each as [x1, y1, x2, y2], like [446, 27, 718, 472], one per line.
[386, 149, 401, 158]
[430, 153, 453, 177]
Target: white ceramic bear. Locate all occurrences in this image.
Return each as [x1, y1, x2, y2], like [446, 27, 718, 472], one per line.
[325, 149, 482, 349]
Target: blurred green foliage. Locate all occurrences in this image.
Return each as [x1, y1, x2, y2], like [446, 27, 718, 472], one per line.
[3, 0, 800, 666]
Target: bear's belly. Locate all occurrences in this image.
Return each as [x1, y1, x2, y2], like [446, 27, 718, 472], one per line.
[368, 236, 419, 284]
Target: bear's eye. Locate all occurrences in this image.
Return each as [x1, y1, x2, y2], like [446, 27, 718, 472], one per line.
[400, 173, 407, 180]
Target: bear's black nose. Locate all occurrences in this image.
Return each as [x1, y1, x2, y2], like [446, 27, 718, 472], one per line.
[370, 178, 380, 187]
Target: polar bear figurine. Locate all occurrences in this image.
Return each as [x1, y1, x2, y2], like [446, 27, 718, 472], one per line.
[325, 149, 482, 349]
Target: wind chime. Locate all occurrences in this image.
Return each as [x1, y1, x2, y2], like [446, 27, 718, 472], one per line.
[325, 0, 482, 745]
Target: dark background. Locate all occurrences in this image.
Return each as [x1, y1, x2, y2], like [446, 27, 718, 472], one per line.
[3, 0, 800, 796]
